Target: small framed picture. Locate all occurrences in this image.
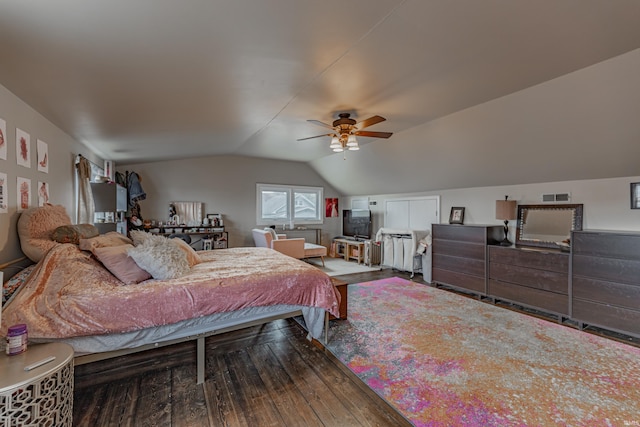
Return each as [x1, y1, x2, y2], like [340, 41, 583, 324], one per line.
[631, 183, 640, 209]
[449, 207, 465, 224]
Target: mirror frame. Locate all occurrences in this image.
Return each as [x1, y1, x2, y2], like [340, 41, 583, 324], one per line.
[515, 204, 584, 249]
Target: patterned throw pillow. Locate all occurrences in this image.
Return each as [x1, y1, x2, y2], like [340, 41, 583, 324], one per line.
[51, 224, 100, 244]
[2, 265, 36, 307]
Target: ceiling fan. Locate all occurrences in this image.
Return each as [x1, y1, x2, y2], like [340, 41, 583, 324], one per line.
[297, 113, 393, 152]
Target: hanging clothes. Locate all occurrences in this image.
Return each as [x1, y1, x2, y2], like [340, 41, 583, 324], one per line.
[126, 171, 146, 208]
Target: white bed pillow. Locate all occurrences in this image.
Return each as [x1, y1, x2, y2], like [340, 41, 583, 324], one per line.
[130, 230, 166, 247]
[127, 241, 190, 280]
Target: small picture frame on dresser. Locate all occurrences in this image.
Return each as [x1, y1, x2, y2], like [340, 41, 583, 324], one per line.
[631, 183, 640, 209]
[449, 207, 465, 224]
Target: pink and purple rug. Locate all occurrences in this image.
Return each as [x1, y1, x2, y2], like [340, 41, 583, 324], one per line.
[326, 277, 640, 426]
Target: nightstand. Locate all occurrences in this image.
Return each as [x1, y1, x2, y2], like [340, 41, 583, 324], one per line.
[0, 342, 74, 426]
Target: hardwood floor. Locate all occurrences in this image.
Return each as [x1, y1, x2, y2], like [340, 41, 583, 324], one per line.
[73, 268, 415, 427]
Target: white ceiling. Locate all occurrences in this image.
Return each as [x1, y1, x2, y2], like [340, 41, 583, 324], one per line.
[1, 1, 640, 175]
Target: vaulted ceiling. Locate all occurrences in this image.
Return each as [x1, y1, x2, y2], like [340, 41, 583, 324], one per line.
[1, 1, 639, 195]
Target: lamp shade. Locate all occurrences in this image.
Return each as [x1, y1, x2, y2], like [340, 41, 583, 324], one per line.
[495, 199, 517, 220]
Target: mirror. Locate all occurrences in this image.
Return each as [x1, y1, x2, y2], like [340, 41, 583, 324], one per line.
[516, 204, 583, 249]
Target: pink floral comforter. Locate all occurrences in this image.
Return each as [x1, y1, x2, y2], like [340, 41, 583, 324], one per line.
[0, 244, 339, 339]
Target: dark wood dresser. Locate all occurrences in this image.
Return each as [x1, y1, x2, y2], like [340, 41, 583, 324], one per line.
[572, 230, 640, 338]
[488, 246, 569, 318]
[432, 224, 503, 295]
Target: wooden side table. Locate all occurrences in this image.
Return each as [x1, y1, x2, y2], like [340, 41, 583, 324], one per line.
[333, 238, 365, 264]
[330, 278, 349, 320]
[0, 342, 74, 427]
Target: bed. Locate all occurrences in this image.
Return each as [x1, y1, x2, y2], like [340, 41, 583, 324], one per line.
[1, 205, 339, 384]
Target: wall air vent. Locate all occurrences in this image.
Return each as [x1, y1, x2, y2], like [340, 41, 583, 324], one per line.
[541, 193, 571, 203]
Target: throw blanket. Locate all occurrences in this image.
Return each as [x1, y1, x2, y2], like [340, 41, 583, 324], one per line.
[1, 245, 339, 339]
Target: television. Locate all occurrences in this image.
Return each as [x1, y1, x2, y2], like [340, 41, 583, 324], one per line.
[342, 209, 372, 240]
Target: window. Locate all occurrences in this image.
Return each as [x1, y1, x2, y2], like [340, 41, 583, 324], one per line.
[257, 184, 323, 226]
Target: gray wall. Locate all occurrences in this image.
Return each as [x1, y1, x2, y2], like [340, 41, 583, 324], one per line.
[119, 156, 343, 248]
[0, 83, 100, 265]
[311, 48, 640, 196]
[343, 175, 640, 244]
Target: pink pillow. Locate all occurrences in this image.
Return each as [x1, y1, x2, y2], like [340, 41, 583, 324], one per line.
[170, 238, 202, 267]
[79, 232, 133, 252]
[93, 244, 151, 285]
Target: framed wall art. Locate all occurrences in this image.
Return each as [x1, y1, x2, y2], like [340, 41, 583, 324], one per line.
[16, 128, 31, 168]
[37, 139, 49, 173]
[631, 182, 640, 209]
[0, 118, 6, 160]
[17, 176, 31, 211]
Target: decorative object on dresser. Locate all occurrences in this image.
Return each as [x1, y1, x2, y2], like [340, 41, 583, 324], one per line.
[432, 224, 502, 295]
[516, 203, 583, 250]
[448, 207, 465, 224]
[571, 229, 640, 339]
[495, 196, 517, 246]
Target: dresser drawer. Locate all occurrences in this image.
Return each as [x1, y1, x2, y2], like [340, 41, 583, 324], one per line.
[489, 263, 568, 294]
[573, 299, 640, 337]
[433, 253, 485, 277]
[573, 254, 640, 286]
[432, 224, 488, 244]
[489, 246, 568, 274]
[573, 231, 640, 260]
[573, 277, 640, 311]
[433, 268, 485, 294]
[489, 280, 568, 315]
[432, 239, 485, 260]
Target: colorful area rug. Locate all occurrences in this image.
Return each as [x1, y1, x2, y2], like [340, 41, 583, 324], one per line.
[326, 277, 640, 426]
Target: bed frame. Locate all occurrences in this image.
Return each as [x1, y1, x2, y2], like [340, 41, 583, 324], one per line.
[73, 308, 324, 384]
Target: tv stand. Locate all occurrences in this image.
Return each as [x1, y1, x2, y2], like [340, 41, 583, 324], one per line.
[332, 238, 365, 264]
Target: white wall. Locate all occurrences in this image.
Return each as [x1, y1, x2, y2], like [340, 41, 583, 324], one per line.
[0, 84, 100, 265]
[120, 155, 342, 248]
[342, 175, 640, 243]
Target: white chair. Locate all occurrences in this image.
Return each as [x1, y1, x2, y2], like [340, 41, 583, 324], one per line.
[252, 228, 326, 266]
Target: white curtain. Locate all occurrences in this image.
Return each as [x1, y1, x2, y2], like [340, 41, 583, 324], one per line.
[76, 156, 94, 224]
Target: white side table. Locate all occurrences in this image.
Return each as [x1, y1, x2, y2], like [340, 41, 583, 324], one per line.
[0, 342, 74, 427]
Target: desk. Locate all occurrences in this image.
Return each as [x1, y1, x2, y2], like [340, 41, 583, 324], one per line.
[282, 227, 322, 245]
[333, 238, 365, 264]
[149, 228, 228, 250]
[0, 342, 74, 426]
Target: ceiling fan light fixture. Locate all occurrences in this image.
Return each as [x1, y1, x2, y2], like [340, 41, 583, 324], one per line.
[332, 147, 344, 152]
[329, 136, 341, 149]
[346, 134, 358, 147]
[348, 145, 360, 151]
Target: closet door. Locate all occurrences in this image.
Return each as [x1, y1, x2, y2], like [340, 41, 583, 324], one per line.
[409, 198, 438, 230]
[385, 197, 440, 230]
[385, 200, 409, 228]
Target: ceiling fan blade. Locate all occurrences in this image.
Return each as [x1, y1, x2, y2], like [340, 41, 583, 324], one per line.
[297, 133, 333, 141]
[355, 130, 393, 139]
[307, 119, 335, 130]
[356, 115, 386, 130]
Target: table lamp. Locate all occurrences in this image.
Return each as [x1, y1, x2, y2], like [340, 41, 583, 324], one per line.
[495, 196, 517, 246]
